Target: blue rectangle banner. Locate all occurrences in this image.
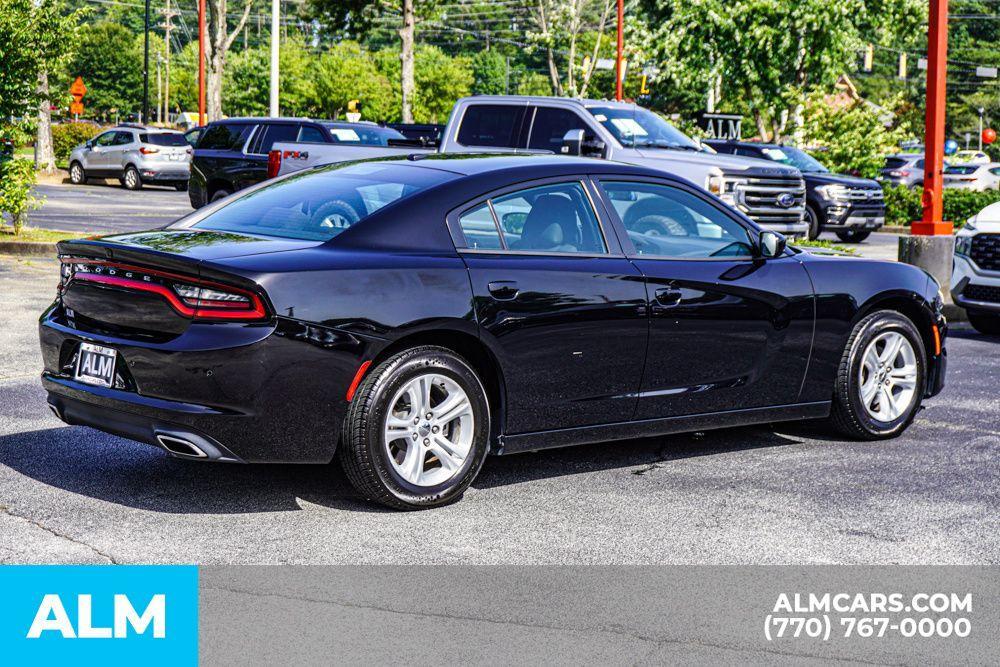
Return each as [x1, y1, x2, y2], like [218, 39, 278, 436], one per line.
[0, 565, 198, 665]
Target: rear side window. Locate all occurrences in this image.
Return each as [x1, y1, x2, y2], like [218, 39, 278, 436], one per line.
[199, 123, 252, 150]
[140, 133, 189, 147]
[298, 125, 327, 143]
[250, 124, 300, 154]
[191, 163, 454, 241]
[945, 165, 978, 175]
[458, 203, 503, 250]
[527, 107, 590, 152]
[113, 131, 134, 145]
[457, 105, 526, 148]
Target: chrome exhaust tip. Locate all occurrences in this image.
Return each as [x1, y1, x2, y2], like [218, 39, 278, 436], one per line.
[156, 434, 208, 459]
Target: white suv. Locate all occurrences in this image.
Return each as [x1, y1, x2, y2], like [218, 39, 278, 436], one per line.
[952, 201, 1000, 334]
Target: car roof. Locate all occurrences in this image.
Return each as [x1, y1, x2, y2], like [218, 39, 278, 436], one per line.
[461, 95, 647, 110]
[370, 153, 676, 179]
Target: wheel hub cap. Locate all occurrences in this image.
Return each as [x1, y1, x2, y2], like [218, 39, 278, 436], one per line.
[858, 331, 918, 423]
[383, 372, 474, 487]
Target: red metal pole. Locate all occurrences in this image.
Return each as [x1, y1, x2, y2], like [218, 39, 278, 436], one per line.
[615, 0, 623, 101]
[198, 0, 206, 126]
[914, 0, 950, 236]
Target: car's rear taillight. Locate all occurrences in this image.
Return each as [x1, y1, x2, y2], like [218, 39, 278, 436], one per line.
[59, 257, 267, 321]
[139, 146, 160, 155]
[267, 149, 281, 179]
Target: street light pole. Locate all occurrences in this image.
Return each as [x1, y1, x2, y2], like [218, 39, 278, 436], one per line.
[269, 0, 280, 116]
[899, 0, 954, 304]
[198, 0, 206, 126]
[142, 0, 150, 123]
[614, 0, 624, 101]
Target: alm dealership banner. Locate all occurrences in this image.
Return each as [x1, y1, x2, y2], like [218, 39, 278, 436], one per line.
[2, 565, 998, 664]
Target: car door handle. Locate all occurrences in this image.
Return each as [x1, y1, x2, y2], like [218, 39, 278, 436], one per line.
[488, 280, 519, 300]
[654, 286, 682, 307]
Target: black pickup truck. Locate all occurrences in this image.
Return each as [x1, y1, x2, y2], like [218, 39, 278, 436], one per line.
[705, 140, 885, 242]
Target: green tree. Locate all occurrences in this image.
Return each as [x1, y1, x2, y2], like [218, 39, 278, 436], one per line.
[471, 51, 508, 95]
[225, 39, 316, 117]
[67, 22, 143, 119]
[804, 93, 908, 178]
[376, 45, 472, 123]
[0, 0, 37, 120]
[312, 42, 395, 121]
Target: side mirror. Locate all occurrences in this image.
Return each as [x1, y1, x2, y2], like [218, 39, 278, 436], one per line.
[85, 140, 93, 149]
[561, 129, 584, 156]
[759, 230, 787, 258]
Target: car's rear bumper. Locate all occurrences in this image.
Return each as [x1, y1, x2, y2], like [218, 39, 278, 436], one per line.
[39, 305, 375, 463]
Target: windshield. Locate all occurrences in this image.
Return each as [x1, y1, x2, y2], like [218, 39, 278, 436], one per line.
[757, 146, 828, 173]
[322, 124, 407, 146]
[191, 162, 453, 241]
[141, 133, 189, 147]
[587, 106, 702, 151]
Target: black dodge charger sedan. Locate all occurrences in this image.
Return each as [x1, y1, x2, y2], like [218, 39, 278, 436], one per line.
[40, 155, 947, 509]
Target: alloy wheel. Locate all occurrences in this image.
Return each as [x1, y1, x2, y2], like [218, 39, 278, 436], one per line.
[124, 169, 138, 189]
[70, 164, 84, 184]
[383, 372, 474, 487]
[858, 331, 918, 422]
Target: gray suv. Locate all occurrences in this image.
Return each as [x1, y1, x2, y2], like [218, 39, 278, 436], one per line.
[878, 154, 924, 189]
[68, 125, 191, 191]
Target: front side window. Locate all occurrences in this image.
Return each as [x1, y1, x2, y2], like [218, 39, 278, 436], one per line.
[190, 162, 454, 241]
[199, 123, 252, 150]
[94, 132, 116, 147]
[527, 107, 590, 152]
[457, 182, 606, 254]
[601, 181, 753, 259]
[457, 105, 526, 148]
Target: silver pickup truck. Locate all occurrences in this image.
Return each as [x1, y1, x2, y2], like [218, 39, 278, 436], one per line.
[272, 96, 807, 235]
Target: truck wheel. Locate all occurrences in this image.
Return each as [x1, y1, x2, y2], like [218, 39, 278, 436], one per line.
[805, 205, 821, 241]
[828, 310, 925, 440]
[210, 188, 231, 202]
[836, 230, 871, 243]
[339, 346, 491, 510]
[967, 310, 1000, 335]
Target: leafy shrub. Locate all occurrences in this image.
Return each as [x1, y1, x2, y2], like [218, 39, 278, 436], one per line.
[804, 95, 909, 179]
[52, 122, 102, 164]
[882, 185, 1000, 228]
[0, 158, 43, 234]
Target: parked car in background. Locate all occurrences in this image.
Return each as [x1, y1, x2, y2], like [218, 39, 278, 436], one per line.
[385, 122, 444, 145]
[188, 118, 412, 208]
[943, 163, 1000, 191]
[953, 201, 1000, 334]
[40, 155, 946, 509]
[879, 154, 925, 189]
[951, 150, 991, 165]
[273, 96, 809, 236]
[706, 140, 884, 242]
[68, 125, 191, 191]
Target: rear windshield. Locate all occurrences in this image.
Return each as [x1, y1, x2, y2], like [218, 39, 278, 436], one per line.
[140, 133, 189, 146]
[191, 162, 454, 241]
[322, 124, 407, 146]
[883, 157, 908, 169]
[945, 165, 978, 175]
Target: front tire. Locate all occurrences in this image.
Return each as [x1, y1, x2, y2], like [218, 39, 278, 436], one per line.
[805, 205, 821, 241]
[836, 229, 871, 243]
[829, 310, 926, 440]
[339, 346, 491, 510]
[123, 165, 142, 190]
[69, 162, 87, 185]
[967, 310, 1000, 335]
[210, 188, 231, 202]
[175, 182, 189, 192]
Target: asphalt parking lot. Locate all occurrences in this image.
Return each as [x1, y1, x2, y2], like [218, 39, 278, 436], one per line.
[1, 253, 998, 565]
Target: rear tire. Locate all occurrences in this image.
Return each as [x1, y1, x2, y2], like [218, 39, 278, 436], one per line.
[968, 310, 1000, 335]
[69, 162, 87, 185]
[339, 346, 491, 510]
[828, 310, 926, 440]
[836, 229, 871, 243]
[123, 165, 142, 190]
[210, 188, 231, 202]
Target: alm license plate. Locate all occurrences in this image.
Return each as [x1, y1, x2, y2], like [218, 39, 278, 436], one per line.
[74, 342, 117, 388]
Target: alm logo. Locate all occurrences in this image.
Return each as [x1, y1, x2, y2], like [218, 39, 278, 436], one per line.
[27, 594, 166, 639]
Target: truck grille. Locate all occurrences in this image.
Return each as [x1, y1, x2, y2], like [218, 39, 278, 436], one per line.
[970, 233, 1000, 271]
[735, 176, 806, 226]
[963, 283, 1000, 304]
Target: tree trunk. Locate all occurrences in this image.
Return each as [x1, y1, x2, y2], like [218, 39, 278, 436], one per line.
[753, 109, 770, 142]
[206, 0, 252, 120]
[36, 70, 56, 175]
[399, 0, 416, 123]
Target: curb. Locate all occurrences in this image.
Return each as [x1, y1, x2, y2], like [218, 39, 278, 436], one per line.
[877, 226, 910, 235]
[0, 241, 58, 257]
